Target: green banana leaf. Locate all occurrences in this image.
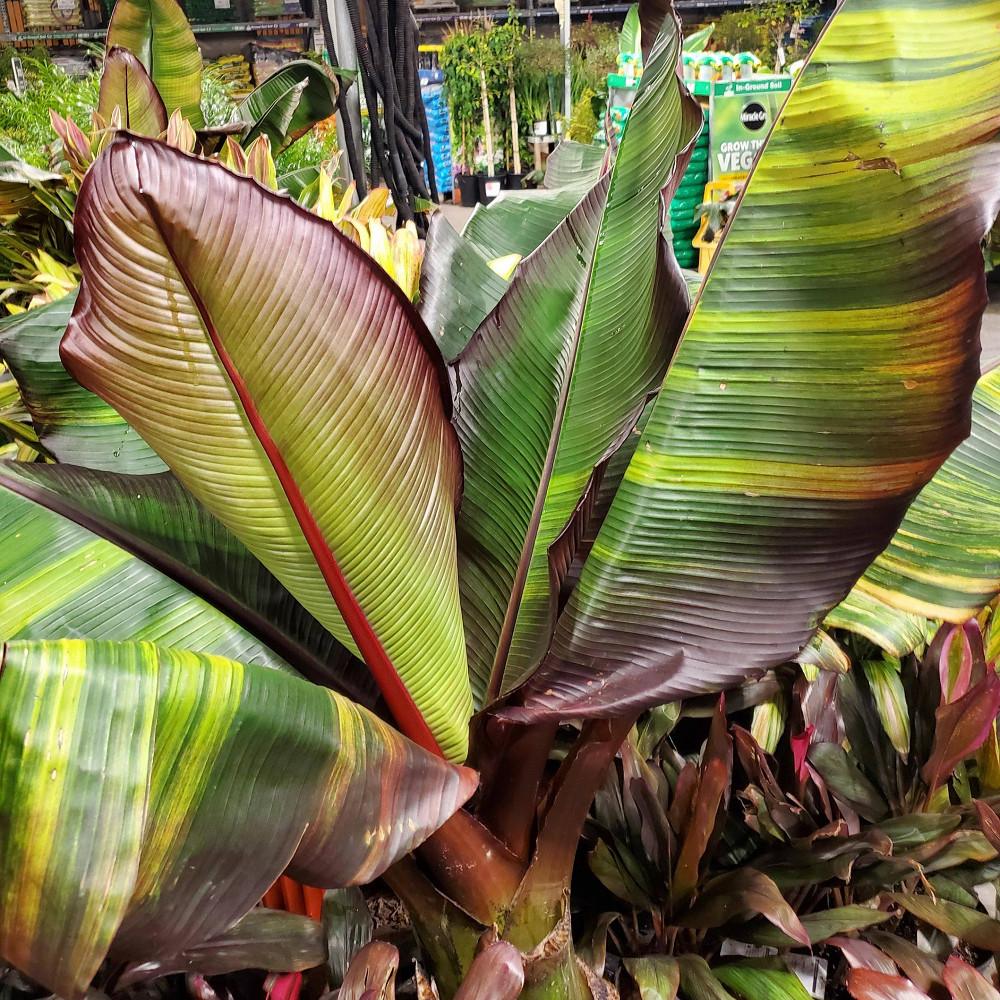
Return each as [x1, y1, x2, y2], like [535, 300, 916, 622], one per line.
[278, 163, 323, 202]
[323, 888, 373, 987]
[235, 61, 340, 153]
[0, 475, 288, 672]
[62, 136, 472, 761]
[620, 4, 641, 56]
[0, 292, 166, 473]
[419, 212, 513, 363]
[508, 0, 1000, 722]
[0, 638, 475, 998]
[683, 23, 714, 51]
[105, 0, 204, 128]
[0, 460, 379, 705]
[542, 140, 607, 189]
[98, 45, 168, 137]
[840, 365, 1000, 627]
[460, 181, 598, 260]
[455, 15, 700, 702]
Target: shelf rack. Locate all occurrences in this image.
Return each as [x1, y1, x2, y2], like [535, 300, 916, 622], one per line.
[0, 7, 315, 44]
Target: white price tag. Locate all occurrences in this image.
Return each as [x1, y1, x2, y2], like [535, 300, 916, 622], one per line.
[719, 940, 778, 959]
[784, 954, 827, 1000]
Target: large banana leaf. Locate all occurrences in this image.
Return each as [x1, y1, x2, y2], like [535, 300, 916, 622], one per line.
[61, 136, 472, 760]
[0, 460, 379, 705]
[0, 638, 475, 998]
[419, 212, 513, 363]
[507, 0, 1000, 721]
[455, 16, 699, 702]
[0, 290, 166, 473]
[235, 61, 340, 153]
[98, 46, 168, 137]
[841, 365, 1000, 624]
[105, 0, 204, 128]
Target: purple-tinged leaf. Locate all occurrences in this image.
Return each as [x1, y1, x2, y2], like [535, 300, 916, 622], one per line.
[454, 941, 524, 1000]
[828, 938, 897, 976]
[98, 46, 167, 137]
[863, 932, 944, 998]
[115, 910, 326, 988]
[922, 671, 1000, 795]
[942, 957, 1000, 1000]
[340, 942, 399, 1000]
[678, 869, 809, 946]
[939, 624, 976, 704]
[807, 743, 888, 823]
[60, 134, 472, 760]
[847, 970, 932, 1000]
[975, 799, 1000, 853]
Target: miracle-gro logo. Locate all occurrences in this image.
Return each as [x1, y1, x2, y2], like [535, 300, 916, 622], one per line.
[740, 101, 768, 131]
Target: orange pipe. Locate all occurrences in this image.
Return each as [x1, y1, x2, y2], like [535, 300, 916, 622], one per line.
[302, 885, 325, 922]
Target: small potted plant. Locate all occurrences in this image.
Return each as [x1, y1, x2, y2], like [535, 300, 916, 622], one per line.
[441, 25, 481, 205]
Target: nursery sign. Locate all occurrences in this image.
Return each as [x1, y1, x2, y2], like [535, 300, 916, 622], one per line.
[710, 76, 793, 180]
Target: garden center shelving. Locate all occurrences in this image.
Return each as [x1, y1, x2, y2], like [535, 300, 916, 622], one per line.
[0, 0, 314, 48]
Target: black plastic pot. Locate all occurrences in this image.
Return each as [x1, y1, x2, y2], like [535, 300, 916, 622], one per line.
[455, 173, 479, 207]
[477, 171, 507, 205]
[504, 172, 528, 190]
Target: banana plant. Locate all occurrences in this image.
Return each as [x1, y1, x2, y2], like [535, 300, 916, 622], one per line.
[2, 0, 1000, 998]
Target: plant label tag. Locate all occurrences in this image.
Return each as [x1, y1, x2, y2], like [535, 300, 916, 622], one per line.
[214, 0, 231, 9]
[975, 883, 998, 918]
[484, 180, 501, 199]
[784, 954, 828, 1000]
[719, 940, 778, 959]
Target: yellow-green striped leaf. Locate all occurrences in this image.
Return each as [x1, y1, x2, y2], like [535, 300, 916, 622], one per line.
[843, 366, 1000, 626]
[98, 46, 167, 137]
[105, 0, 203, 128]
[0, 639, 476, 998]
[508, 0, 1000, 721]
[62, 135, 471, 760]
[862, 659, 910, 757]
[0, 461, 379, 704]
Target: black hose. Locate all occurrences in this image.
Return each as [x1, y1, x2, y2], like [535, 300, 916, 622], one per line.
[372, 0, 411, 215]
[338, 0, 438, 217]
